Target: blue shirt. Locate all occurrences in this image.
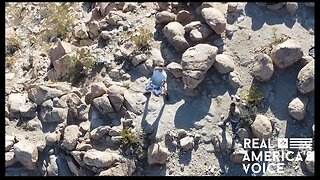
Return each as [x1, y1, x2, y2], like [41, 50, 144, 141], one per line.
[151, 70, 167, 87]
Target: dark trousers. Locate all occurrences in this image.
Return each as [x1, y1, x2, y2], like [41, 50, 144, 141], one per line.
[223, 120, 239, 135]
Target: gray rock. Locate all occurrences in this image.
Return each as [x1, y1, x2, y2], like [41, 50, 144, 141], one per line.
[73, 23, 88, 39]
[123, 91, 143, 115]
[166, 62, 183, 78]
[99, 159, 136, 176]
[237, 128, 250, 141]
[147, 143, 170, 165]
[76, 143, 92, 151]
[62, 125, 80, 150]
[201, 7, 226, 34]
[109, 68, 122, 80]
[132, 53, 148, 66]
[99, 2, 115, 17]
[105, 11, 124, 26]
[297, 60, 314, 94]
[5, 134, 15, 152]
[194, 121, 205, 129]
[28, 85, 64, 105]
[251, 54, 274, 81]
[184, 21, 202, 33]
[26, 117, 43, 131]
[107, 85, 125, 112]
[202, 135, 212, 144]
[270, 39, 303, 69]
[181, 44, 218, 89]
[214, 54, 235, 74]
[40, 107, 68, 123]
[93, 94, 115, 115]
[90, 126, 111, 140]
[180, 136, 194, 150]
[45, 132, 61, 145]
[305, 151, 314, 173]
[285, 2, 298, 15]
[122, 2, 137, 13]
[109, 126, 122, 136]
[19, 103, 37, 119]
[227, 3, 238, 13]
[251, 114, 272, 140]
[267, 2, 286, 11]
[83, 149, 120, 168]
[288, 97, 307, 120]
[47, 155, 59, 176]
[5, 151, 18, 167]
[8, 93, 27, 118]
[163, 22, 189, 52]
[14, 140, 38, 170]
[176, 10, 192, 26]
[230, 148, 247, 164]
[155, 11, 176, 24]
[157, 2, 170, 11]
[189, 23, 213, 42]
[70, 151, 84, 166]
[48, 41, 74, 62]
[228, 71, 242, 89]
[91, 82, 107, 99]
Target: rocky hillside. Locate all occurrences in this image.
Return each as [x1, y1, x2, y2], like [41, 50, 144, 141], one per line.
[5, 2, 314, 176]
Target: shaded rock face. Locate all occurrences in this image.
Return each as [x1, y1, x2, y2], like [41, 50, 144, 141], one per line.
[201, 7, 226, 34]
[181, 44, 218, 89]
[251, 114, 272, 140]
[13, 140, 39, 170]
[166, 62, 183, 78]
[270, 39, 303, 69]
[251, 54, 274, 81]
[297, 60, 314, 94]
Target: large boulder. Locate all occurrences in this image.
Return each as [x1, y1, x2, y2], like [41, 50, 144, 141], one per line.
[201, 7, 226, 34]
[147, 143, 170, 165]
[14, 140, 39, 170]
[297, 60, 314, 94]
[228, 71, 242, 89]
[155, 11, 176, 24]
[39, 107, 68, 123]
[166, 62, 183, 78]
[62, 125, 80, 150]
[251, 54, 274, 81]
[99, 159, 136, 176]
[83, 149, 121, 168]
[251, 115, 272, 140]
[107, 85, 125, 112]
[123, 90, 143, 115]
[288, 97, 306, 121]
[176, 10, 193, 26]
[91, 82, 107, 99]
[163, 22, 189, 52]
[189, 23, 213, 42]
[48, 41, 74, 62]
[270, 39, 303, 69]
[7, 93, 27, 118]
[19, 102, 37, 119]
[181, 44, 218, 89]
[92, 94, 115, 115]
[214, 54, 235, 74]
[46, 155, 59, 176]
[90, 126, 111, 140]
[28, 85, 64, 105]
[132, 53, 148, 66]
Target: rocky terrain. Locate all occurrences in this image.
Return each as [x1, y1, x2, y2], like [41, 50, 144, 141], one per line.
[5, 2, 314, 176]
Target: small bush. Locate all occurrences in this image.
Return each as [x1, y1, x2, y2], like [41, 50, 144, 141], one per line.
[130, 27, 152, 51]
[39, 2, 79, 41]
[64, 48, 95, 83]
[120, 126, 140, 144]
[245, 85, 264, 106]
[5, 56, 16, 68]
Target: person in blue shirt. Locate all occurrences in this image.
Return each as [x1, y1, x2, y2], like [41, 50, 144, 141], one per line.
[143, 64, 168, 99]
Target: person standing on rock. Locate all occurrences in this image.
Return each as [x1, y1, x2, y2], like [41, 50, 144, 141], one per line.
[143, 64, 169, 100]
[218, 102, 241, 138]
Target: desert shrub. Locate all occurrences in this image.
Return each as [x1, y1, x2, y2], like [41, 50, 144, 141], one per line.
[64, 48, 95, 83]
[130, 27, 152, 51]
[254, 27, 290, 55]
[245, 85, 264, 106]
[39, 2, 79, 41]
[120, 126, 140, 144]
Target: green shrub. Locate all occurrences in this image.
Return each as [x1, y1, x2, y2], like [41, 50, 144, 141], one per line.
[64, 48, 95, 83]
[5, 56, 16, 68]
[39, 2, 78, 41]
[245, 85, 264, 106]
[130, 27, 152, 51]
[120, 126, 140, 144]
